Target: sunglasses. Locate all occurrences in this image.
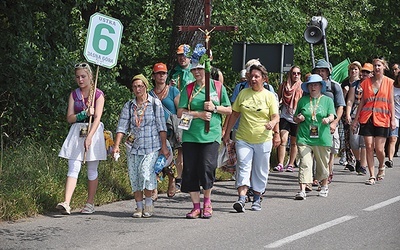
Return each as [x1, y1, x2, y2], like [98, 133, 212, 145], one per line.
[361, 70, 371, 74]
[75, 63, 89, 68]
[292, 72, 301, 75]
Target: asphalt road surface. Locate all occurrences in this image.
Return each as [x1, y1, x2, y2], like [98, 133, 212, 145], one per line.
[1, 158, 400, 250]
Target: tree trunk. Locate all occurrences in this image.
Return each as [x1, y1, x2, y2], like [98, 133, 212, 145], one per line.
[168, 0, 205, 68]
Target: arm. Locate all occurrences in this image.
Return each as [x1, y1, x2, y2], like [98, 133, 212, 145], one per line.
[222, 111, 240, 144]
[85, 94, 105, 151]
[330, 106, 343, 133]
[346, 86, 355, 125]
[203, 101, 232, 116]
[112, 132, 125, 155]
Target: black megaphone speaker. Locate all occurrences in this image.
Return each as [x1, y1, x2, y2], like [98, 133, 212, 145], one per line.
[304, 26, 323, 44]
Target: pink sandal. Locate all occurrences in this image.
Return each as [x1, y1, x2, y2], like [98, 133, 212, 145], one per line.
[186, 208, 201, 219]
[202, 204, 213, 219]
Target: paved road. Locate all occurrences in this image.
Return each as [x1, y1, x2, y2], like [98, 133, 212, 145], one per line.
[1, 158, 400, 250]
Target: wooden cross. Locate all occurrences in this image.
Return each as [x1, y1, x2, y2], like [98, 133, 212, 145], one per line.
[178, 0, 238, 132]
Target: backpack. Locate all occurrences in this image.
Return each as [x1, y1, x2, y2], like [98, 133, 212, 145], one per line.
[186, 80, 223, 101]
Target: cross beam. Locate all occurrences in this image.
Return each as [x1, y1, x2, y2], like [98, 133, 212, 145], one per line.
[177, 0, 238, 132]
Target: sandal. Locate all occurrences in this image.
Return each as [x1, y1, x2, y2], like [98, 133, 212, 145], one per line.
[202, 204, 213, 219]
[80, 203, 95, 214]
[167, 174, 176, 197]
[186, 208, 201, 219]
[328, 174, 333, 184]
[377, 167, 385, 181]
[365, 176, 376, 185]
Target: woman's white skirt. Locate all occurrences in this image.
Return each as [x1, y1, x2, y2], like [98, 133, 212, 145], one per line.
[59, 122, 107, 161]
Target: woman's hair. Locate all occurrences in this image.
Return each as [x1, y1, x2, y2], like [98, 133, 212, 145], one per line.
[372, 57, 389, 70]
[75, 62, 95, 104]
[249, 64, 269, 82]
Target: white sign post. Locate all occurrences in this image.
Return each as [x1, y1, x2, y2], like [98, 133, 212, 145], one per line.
[84, 13, 123, 69]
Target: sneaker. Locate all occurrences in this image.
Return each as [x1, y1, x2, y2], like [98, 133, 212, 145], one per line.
[233, 200, 245, 213]
[294, 191, 306, 200]
[355, 160, 361, 173]
[318, 186, 329, 197]
[273, 163, 284, 172]
[345, 164, 355, 172]
[56, 202, 71, 215]
[245, 189, 254, 203]
[286, 165, 294, 172]
[143, 205, 154, 218]
[339, 156, 347, 165]
[132, 208, 143, 218]
[385, 160, 393, 168]
[251, 199, 262, 211]
[358, 166, 367, 175]
[80, 203, 95, 214]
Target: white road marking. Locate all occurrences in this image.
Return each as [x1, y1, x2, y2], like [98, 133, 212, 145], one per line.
[264, 215, 356, 248]
[363, 196, 400, 212]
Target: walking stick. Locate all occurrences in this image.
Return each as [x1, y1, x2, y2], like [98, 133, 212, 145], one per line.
[83, 65, 100, 164]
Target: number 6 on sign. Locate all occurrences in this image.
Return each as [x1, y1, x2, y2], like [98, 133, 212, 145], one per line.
[84, 12, 123, 69]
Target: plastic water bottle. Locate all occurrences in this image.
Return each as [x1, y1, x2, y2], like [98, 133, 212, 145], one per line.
[154, 155, 167, 174]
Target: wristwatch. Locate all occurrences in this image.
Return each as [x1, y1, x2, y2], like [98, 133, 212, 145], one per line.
[213, 106, 218, 113]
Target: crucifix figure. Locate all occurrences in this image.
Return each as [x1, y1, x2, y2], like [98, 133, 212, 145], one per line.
[178, 0, 238, 132]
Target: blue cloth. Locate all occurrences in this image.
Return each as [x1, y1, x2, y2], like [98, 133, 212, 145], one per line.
[150, 86, 180, 121]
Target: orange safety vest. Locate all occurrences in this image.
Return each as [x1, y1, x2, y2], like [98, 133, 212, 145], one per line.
[359, 76, 394, 127]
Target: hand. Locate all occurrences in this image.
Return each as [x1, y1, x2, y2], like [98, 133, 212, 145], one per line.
[200, 111, 212, 121]
[203, 101, 214, 112]
[84, 136, 92, 151]
[161, 145, 170, 159]
[322, 117, 330, 125]
[296, 113, 305, 123]
[329, 121, 337, 134]
[86, 107, 95, 116]
[272, 133, 281, 148]
[169, 79, 176, 86]
[264, 121, 275, 130]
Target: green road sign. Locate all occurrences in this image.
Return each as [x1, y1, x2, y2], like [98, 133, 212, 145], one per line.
[84, 13, 123, 69]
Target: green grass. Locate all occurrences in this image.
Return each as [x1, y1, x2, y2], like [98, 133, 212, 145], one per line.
[0, 139, 236, 221]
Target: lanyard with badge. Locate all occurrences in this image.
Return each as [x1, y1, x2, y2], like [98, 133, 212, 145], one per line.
[179, 84, 205, 130]
[309, 95, 321, 138]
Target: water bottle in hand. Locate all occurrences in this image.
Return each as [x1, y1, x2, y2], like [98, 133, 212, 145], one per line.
[154, 155, 167, 174]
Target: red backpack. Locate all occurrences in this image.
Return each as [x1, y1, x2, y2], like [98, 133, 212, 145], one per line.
[186, 80, 223, 101]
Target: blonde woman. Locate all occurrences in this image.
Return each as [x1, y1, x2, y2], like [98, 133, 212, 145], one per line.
[57, 63, 107, 215]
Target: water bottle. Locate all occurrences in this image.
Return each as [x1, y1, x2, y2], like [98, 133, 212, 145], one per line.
[154, 155, 167, 174]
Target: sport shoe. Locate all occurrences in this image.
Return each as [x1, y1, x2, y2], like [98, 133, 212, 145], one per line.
[385, 160, 393, 168]
[132, 208, 143, 218]
[80, 203, 95, 214]
[273, 163, 284, 172]
[339, 156, 347, 165]
[294, 191, 306, 200]
[233, 200, 245, 213]
[345, 164, 355, 172]
[56, 202, 71, 215]
[318, 186, 329, 197]
[355, 160, 361, 173]
[251, 199, 262, 211]
[143, 205, 154, 218]
[286, 165, 294, 172]
[358, 166, 367, 175]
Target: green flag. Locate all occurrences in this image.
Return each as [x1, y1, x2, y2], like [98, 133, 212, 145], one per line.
[331, 58, 351, 83]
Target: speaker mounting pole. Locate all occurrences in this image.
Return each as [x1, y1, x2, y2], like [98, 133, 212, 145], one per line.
[304, 16, 329, 66]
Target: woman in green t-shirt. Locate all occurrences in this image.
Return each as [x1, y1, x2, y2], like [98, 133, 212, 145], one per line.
[293, 74, 336, 200]
[177, 44, 232, 219]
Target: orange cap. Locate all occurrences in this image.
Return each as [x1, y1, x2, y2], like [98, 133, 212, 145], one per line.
[153, 63, 167, 73]
[361, 63, 373, 72]
[176, 44, 190, 56]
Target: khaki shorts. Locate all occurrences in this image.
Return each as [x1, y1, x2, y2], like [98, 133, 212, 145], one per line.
[331, 126, 340, 154]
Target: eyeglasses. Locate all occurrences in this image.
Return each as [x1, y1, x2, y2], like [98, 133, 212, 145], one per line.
[75, 63, 88, 68]
[292, 72, 301, 75]
[132, 85, 146, 89]
[361, 70, 371, 74]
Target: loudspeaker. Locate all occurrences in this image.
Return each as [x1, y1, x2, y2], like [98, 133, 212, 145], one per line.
[304, 26, 323, 44]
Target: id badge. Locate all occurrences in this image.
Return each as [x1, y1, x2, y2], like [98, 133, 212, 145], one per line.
[309, 124, 319, 138]
[126, 133, 135, 144]
[79, 125, 88, 137]
[178, 112, 193, 130]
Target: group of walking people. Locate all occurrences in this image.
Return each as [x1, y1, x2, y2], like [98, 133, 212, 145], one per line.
[55, 47, 399, 218]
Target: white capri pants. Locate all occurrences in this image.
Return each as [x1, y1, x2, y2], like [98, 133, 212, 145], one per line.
[67, 159, 99, 180]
